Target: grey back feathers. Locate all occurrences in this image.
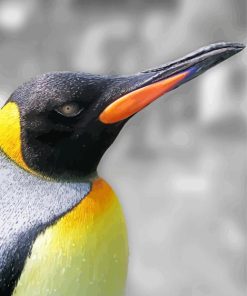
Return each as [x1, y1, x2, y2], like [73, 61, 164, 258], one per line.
[0, 153, 91, 295]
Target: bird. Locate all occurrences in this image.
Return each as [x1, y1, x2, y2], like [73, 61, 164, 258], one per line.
[0, 42, 244, 296]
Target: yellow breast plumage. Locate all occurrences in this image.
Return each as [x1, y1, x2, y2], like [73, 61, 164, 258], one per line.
[13, 178, 128, 296]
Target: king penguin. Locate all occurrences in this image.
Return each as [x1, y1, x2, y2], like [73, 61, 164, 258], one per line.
[0, 42, 244, 296]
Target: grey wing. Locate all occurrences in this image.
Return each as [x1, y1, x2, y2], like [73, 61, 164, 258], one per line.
[0, 155, 91, 296]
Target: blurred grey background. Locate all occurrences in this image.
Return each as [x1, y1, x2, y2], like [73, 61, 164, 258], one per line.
[0, 0, 246, 295]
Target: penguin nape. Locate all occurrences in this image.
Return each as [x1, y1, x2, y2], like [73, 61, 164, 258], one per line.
[0, 42, 244, 296]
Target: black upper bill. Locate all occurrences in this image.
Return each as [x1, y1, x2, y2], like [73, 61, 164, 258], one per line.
[139, 42, 245, 87]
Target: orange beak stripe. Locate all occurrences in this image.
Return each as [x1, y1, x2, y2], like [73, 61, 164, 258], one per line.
[99, 71, 189, 124]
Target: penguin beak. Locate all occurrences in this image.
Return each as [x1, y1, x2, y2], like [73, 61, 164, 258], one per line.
[99, 42, 245, 124]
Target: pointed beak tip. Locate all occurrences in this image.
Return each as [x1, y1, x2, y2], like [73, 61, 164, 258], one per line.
[232, 42, 246, 50]
[184, 42, 245, 75]
[222, 42, 246, 56]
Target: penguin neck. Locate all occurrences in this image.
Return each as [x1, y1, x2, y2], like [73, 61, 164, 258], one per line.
[0, 102, 34, 173]
[0, 151, 98, 183]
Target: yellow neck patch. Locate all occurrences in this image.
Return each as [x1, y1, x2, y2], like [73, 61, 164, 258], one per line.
[0, 102, 32, 173]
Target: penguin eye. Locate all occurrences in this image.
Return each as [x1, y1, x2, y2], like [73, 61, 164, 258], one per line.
[55, 103, 83, 118]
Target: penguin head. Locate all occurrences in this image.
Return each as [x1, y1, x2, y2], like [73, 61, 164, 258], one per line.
[0, 42, 244, 180]
[0, 72, 127, 179]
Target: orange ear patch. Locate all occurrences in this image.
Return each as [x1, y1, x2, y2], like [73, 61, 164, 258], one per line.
[99, 71, 189, 124]
[0, 102, 36, 175]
